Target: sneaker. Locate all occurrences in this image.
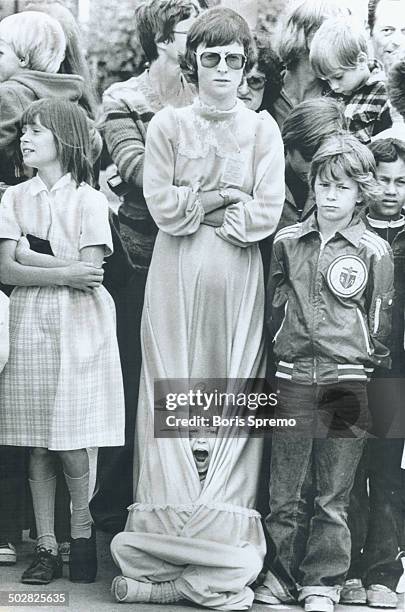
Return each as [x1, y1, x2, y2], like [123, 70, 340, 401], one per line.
[254, 584, 284, 605]
[21, 546, 62, 585]
[340, 578, 367, 605]
[366, 585, 398, 609]
[0, 542, 17, 565]
[58, 541, 70, 564]
[304, 595, 334, 612]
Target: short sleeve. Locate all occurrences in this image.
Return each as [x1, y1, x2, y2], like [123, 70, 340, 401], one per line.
[0, 187, 22, 241]
[79, 188, 113, 257]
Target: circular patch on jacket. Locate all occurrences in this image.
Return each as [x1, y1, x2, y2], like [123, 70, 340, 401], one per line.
[327, 255, 368, 297]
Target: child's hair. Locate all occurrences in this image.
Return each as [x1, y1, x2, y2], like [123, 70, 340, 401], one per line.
[25, 1, 99, 118]
[310, 17, 369, 79]
[20, 99, 94, 187]
[310, 133, 382, 203]
[369, 138, 405, 166]
[282, 98, 347, 160]
[135, 0, 200, 63]
[253, 33, 283, 112]
[182, 7, 255, 86]
[275, 0, 350, 68]
[0, 11, 66, 73]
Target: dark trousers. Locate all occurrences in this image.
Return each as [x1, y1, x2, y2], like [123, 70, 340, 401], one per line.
[90, 269, 147, 534]
[347, 375, 405, 590]
[265, 380, 368, 600]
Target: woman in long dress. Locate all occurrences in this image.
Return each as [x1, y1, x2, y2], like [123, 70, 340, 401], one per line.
[110, 7, 285, 609]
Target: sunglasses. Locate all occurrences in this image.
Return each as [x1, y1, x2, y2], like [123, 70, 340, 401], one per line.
[195, 50, 246, 70]
[245, 74, 266, 91]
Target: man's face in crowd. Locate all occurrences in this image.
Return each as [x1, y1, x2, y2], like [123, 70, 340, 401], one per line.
[371, 0, 405, 72]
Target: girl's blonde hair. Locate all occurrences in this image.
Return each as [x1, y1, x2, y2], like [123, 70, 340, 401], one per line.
[0, 11, 66, 73]
[310, 134, 382, 204]
[310, 17, 369, 78]
[275, 0, 349, 68]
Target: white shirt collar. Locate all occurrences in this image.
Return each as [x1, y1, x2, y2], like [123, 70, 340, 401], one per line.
[29, 173, 73, 196]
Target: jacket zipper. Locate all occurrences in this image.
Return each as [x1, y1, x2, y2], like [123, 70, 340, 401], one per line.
[356, 308, 372, 355]
[312, 237, 327, 383]
[373, 298, 381, 334]
[273, 301, 288, 343]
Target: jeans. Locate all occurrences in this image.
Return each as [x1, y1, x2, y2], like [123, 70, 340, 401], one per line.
[264, 380, 368, 602]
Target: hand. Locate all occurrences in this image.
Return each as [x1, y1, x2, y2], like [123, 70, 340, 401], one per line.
[62, 262, 104, 292]
[15, 236, 31, 264]
[225, 188, 252, 204]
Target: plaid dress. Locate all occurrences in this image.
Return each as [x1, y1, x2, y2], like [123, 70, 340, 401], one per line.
[0, 174, 125, 450]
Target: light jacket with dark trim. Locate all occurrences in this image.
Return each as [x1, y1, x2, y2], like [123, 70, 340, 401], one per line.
[267, 213, 395, 384]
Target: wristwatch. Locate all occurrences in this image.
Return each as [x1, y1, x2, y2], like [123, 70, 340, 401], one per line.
[219, 188, 231, 206]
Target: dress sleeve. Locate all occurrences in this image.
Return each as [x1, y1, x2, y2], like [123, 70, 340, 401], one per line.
[0, 188, 22, 240]
[143, 108, 205, 236]
[216, 111, 285, 248]
[79, 189, 113, 257]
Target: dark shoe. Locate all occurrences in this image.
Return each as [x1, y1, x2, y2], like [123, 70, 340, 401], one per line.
[69, 525, 97, 583]
[21, 547, 62, 585]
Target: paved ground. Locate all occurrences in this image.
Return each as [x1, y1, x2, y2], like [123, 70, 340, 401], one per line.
[1, 531, 404, 612]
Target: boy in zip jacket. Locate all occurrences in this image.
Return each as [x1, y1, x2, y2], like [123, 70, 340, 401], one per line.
[256, 134, 394, 612]
[342, 137, 405, 609]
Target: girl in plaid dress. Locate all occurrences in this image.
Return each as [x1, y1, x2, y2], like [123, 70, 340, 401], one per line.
[0, 99, 125, 585]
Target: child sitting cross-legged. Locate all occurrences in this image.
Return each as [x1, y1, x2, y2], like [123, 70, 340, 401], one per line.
[256, 133, 395, 612]
[310, 17, 392, 144]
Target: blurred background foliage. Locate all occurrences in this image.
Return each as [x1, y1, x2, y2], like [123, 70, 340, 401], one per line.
[0, 0, 284, 96]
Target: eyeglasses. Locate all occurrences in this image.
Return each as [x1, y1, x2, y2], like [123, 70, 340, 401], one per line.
[195, 50, 246, 70]
[245, 74, 266, 91]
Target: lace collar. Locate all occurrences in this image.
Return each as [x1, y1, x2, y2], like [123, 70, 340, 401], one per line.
[192, 98, 244, 122]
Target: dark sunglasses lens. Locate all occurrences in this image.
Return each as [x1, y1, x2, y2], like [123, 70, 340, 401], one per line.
[200, 52, 221, 67]
[247, 76, 266, 90]
[226, 54, 245, 69]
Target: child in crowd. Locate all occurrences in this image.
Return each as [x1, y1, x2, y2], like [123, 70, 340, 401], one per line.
[310, 17, 392, 144]
[0, 98, 125, 584]
[280, 97, 347, 230]
[0, 12, 71, 185]
[257, 134, 394, 612]
[342, 138, 405, 609]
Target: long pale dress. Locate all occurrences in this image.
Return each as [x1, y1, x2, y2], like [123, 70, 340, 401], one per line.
[0, 174, 125, 450]
[112, 100, 285, 610]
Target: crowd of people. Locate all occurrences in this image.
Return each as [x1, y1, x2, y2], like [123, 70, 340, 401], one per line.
[0, 0, 404, 610]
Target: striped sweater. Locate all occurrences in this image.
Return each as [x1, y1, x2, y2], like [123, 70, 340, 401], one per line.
[102, 70, 195, 271]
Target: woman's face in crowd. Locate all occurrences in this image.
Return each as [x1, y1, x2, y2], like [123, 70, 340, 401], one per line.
[237, 65, 266, 111]
[196, 42, 245, 102]
[372, 0, 405, 72]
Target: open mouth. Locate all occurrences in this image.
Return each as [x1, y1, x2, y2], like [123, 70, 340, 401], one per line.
[22, 148, 34, 154]
[194, 450, 208, 464]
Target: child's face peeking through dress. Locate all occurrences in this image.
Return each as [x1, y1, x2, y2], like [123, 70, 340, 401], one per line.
[21, 116, 62, 180]
[189, 436, 215, 481]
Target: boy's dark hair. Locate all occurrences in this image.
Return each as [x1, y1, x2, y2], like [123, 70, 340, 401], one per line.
[20, 99, 94, 187]
[135, 0, 200, 63]
[369, 138, 405, 165]
[282, 98, 347, 160]
[181, 7, 255, 86]
[254, 33, 283, 112]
